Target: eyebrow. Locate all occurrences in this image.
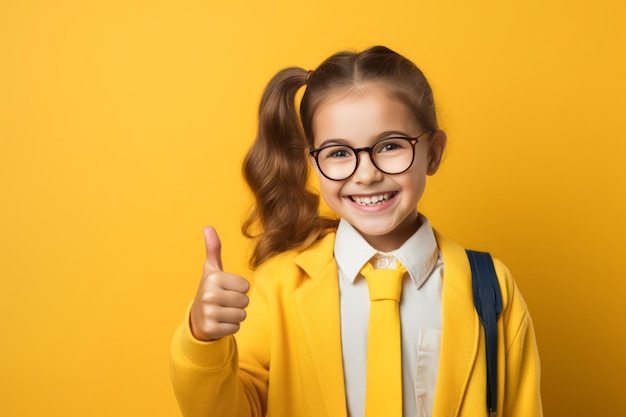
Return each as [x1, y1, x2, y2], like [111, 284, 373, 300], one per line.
[317, 130, 414, 148]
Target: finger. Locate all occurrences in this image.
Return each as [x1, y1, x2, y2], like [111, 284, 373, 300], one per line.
[205, 323, 242, 340]
[203, 226, 223, 272]
[209, 306, 248, 325]
[220, 273, 250, 294]
[204, 269, 250, 294]
[190, 315, 243, 341]
[192, 305, 247, 341]
[202, 285, 249, 309]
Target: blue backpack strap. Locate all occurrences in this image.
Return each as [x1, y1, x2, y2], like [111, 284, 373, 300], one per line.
[466, 250, 503, 417]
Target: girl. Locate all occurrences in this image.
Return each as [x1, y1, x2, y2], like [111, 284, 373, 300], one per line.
[170, 46, 542, 417]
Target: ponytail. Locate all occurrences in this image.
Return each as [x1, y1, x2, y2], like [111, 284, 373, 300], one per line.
[242, 67, 338, 269]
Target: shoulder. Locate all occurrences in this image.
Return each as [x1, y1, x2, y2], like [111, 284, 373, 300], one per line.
[434, 231, 534, 352]
[253, 231, 337, 287]
[434, 229, 524, 315]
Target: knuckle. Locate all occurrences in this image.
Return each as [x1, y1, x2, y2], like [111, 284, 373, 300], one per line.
[203, 271, 221, 286]
[232, 293, 248, 308]
[201, 322, 214, 335]
[196, 321, 216, 338]
[202, 303, 218, 319]
[201, 290, 220, 305]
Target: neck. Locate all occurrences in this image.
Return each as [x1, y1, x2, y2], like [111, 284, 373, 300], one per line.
[361, 211, 422, 252]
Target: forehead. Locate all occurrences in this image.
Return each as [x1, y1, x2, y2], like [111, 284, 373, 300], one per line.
[312, 85, 420, 146]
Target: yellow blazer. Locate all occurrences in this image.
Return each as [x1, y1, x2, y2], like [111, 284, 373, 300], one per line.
[170, 230, 542, 417]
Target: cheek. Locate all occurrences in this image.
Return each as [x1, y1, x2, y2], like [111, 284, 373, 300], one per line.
[317, 178, 343, 204]
[412, 153, 434, 178]
[397, 166, 428, 195]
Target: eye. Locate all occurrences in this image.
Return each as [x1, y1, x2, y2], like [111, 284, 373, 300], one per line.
[322, 146, 354, 159]
[377, 138, 410, 153]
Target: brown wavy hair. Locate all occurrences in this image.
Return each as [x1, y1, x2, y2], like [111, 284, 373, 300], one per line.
[242, 46, 439, 269]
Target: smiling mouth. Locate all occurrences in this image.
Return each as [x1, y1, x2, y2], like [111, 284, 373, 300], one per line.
[350, 192, 397, 206]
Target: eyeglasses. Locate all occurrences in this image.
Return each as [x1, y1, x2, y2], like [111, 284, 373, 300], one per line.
[309, 131, 433, 181]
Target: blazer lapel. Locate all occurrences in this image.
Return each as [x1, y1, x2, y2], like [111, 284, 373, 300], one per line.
[432, 231, 481, 417]
[295, 234, 347, 417]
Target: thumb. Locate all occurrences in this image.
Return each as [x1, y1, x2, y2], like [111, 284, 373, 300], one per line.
[203, 226, 223, 272]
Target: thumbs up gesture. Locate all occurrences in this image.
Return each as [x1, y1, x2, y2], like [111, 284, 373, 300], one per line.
[189, 226, 250, 341]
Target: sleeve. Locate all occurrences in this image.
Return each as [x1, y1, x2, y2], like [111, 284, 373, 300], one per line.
[169, 299, 269, 417]
[496, 261, 544, 417]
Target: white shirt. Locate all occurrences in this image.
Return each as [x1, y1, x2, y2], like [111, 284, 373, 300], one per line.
[334, 215, 444, 417]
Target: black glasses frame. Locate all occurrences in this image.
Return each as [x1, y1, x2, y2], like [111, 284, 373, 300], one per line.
[309, 131, 433, 181]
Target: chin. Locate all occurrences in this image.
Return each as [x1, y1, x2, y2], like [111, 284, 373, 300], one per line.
[353, 222, 402, 239]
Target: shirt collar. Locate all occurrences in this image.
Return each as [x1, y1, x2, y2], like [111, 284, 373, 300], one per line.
[334, 214, 439, 290]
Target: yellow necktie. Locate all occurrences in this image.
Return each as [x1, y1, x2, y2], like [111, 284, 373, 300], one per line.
[361, 259, 406, 417]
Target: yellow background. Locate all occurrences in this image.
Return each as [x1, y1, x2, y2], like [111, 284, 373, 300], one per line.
[1, 0, 625, 415]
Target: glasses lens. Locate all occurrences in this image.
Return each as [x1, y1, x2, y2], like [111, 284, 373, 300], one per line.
[371, 138, 414, 174]
[317, 145, 356, 180]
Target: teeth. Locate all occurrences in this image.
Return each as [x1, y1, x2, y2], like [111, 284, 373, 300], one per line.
[353, 193, 391, 206]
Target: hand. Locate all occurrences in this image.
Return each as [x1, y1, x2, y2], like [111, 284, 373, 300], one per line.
[189, 226, 250, 341]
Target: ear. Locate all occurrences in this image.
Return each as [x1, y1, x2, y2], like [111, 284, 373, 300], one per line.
[426, 130, 447, 175]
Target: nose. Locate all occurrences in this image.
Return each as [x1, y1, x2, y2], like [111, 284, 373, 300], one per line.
[351, 150, 383, 184]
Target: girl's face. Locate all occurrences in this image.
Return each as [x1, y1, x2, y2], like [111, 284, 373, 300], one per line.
[310, 85, 446, 252]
